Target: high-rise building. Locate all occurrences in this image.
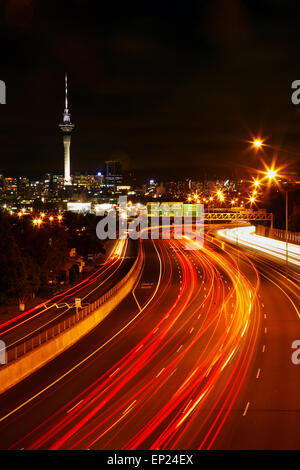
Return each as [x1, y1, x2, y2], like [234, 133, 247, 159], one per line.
[4, 177, 17, 193]
[72, 172, 103, 189]
[59, 74, 75, 185]
[0, 171, 3, 193]
[104, 160, 123, 187]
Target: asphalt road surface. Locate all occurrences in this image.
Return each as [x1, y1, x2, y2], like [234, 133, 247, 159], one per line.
[0, 227, 299, 449]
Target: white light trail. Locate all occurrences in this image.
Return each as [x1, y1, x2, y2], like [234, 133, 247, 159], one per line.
[218, 226, 300, 267]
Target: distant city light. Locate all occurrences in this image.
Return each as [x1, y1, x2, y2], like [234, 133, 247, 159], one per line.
[33, 218, 42, 227]
[67, 202, 91, 213]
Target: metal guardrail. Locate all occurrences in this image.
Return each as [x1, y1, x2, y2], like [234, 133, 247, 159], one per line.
[4, 246, 141, 366]
[271, 228, 300, 244]
[256, 225, 300, 245]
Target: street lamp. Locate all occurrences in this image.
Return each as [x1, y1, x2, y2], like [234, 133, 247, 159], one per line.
[264, 166, 289, 275]
[249, 196, 256, 208]
[266, 168, 277, 181]
[253, 139, 263, 148]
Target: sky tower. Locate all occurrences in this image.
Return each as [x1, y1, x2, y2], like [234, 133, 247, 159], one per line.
[59, 74, 75, 185]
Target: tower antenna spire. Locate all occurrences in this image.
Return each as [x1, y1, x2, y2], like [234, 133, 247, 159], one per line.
[65, 73, 68, 111]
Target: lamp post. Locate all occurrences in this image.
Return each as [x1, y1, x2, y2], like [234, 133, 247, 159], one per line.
[250, 137, 291, 274]
[266, 167, 289, 276]
[285, 189, 288, 275]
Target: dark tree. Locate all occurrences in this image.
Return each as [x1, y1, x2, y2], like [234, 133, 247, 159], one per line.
[0, 214, 27, 303]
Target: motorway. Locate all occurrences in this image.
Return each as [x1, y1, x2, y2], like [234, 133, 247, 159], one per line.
[210, 225, 300, 449]
[0, 238, 135, 353]
[0, 226, 299, 449]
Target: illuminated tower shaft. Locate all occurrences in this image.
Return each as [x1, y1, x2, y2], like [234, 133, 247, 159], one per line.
[63, 135, 71, 184]
[59, 74, 75, 185]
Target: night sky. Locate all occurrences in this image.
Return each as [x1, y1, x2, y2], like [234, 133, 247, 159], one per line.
[1, 0, 300, 181]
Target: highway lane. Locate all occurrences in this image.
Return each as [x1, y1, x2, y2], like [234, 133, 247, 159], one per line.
[0, 237, 165, 449]
[0, 232, 261, 450]
[206, 227, 300, 449]
[218, 225, 300, 268]
[0, 238, 135, 351]
[1, 225, 299, 449]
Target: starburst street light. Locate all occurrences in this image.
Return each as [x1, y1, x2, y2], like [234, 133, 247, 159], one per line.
[248, 135, 266, 150]
[266, 168, 277, 181]
[253, 139, 263, 148]
[252, 161, 289, 275]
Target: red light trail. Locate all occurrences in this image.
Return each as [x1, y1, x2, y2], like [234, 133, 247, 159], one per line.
[3, 232, 262, 450]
